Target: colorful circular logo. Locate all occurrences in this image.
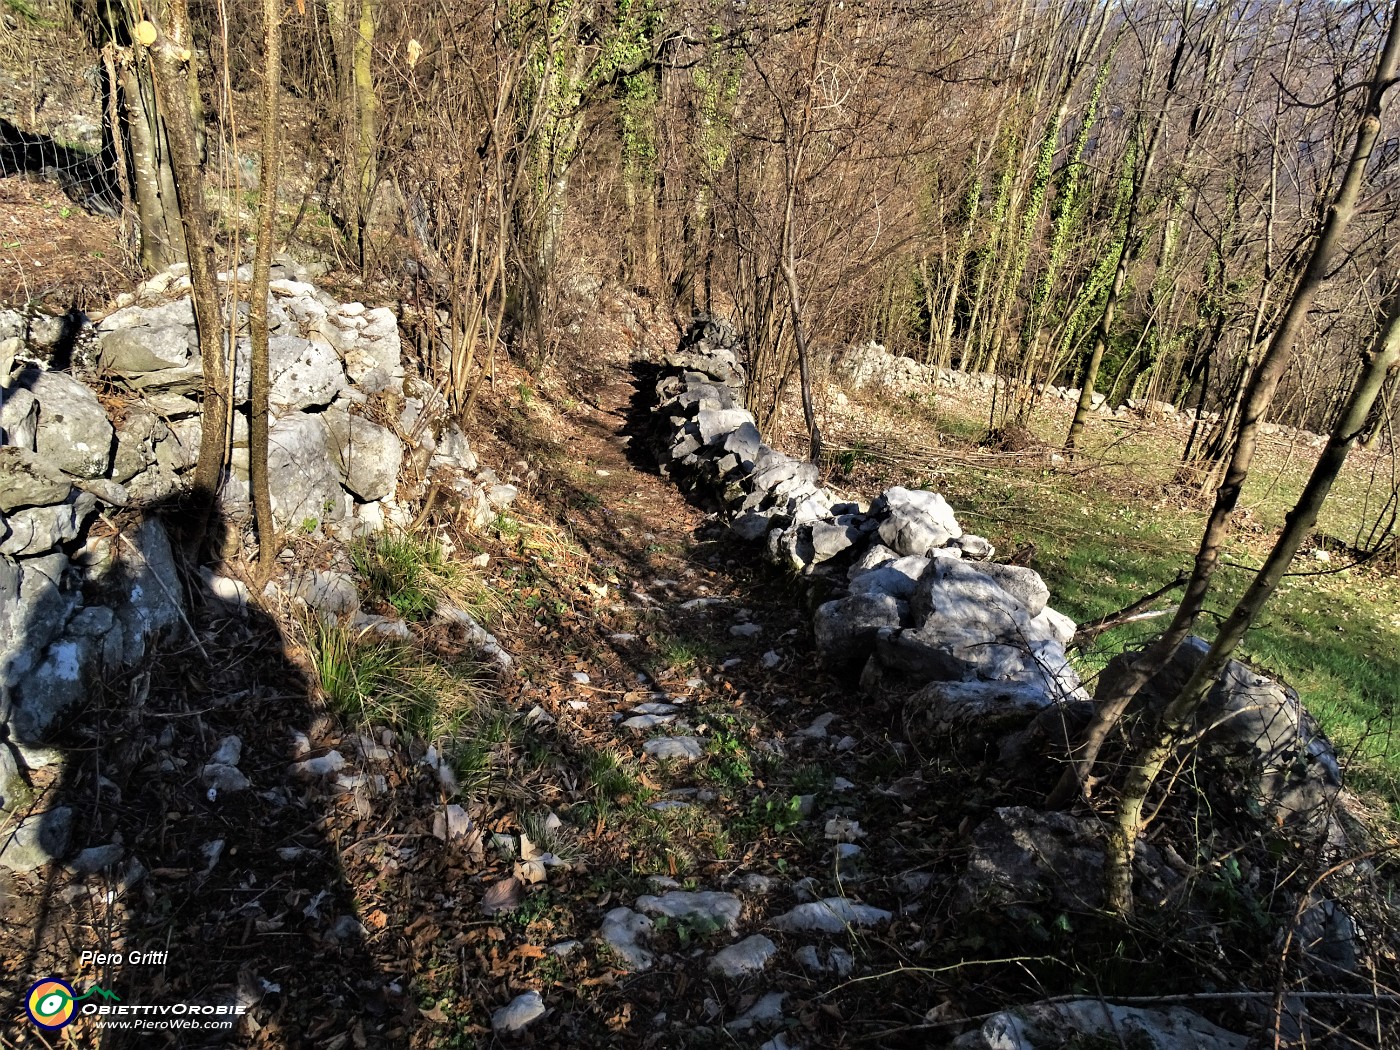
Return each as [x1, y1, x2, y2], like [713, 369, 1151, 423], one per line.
[26, 977, 77, 1029]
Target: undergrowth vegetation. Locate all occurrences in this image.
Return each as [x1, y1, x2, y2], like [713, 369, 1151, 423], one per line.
[350, 531, 459, 621]
[307, 619, 490, 744]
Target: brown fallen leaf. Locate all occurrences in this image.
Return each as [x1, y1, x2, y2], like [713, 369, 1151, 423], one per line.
[419, 1004, 449, 1023]
[363, 909, 389, 930]
[480, 877, 522, 915]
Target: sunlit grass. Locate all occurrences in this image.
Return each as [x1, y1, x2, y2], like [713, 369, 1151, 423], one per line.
[305, 618, 491, 748]
[350, 530, 458, 622]
[868, 390, 1400, 809]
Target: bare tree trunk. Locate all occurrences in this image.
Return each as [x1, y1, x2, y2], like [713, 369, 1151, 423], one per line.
[149, 1, 228, 554]
[121, 58, 183, 269]
[352, 0, 377, 267]
[782, 252, 821, 463]
[1049, 0, 1400, 814]
[249, 0, 283, 576]
[1106, 284, 1400, 915]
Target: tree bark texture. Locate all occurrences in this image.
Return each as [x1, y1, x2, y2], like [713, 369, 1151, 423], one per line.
[249, 0, 284, 574]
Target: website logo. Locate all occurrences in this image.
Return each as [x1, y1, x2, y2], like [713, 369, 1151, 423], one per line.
[25, 977, 121, 1029]
[26, 978, 77, 1029]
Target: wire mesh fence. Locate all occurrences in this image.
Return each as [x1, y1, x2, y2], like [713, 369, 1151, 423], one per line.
[0, 115, 120, 217]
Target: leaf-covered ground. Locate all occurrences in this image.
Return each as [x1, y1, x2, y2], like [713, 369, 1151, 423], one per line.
[3, 297, 1398, 1050]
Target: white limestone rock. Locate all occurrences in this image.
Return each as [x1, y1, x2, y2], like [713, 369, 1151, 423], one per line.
[600, 907, 655, 970]
[635, 890, 743, 933]
[770, 898, 891, 933]
[26, 369, 114, 478]
[874, 486, 962, 556]
[708, 934, 777, 978]
[492, 991, 547, 1034]
[323, 409, 402, 502]
[643, 736, 704, 762]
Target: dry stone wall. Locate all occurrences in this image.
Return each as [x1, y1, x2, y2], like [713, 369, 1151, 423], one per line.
[836, 340, 1327, 446]
[649, 319, 1088, 721]
[649, 318, 1346, 847]
[0, 264, 518, 857]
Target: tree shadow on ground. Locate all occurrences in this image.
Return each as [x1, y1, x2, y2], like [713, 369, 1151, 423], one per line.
[0, 493, 403, 1048]
[0, 117, 120, 219]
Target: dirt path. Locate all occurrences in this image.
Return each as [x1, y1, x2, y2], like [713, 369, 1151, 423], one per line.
[1, 339, 993, 1050]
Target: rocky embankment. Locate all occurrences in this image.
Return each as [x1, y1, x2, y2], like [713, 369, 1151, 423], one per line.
[0, 264, 519, 863]
[637, 317, 1368, 1049]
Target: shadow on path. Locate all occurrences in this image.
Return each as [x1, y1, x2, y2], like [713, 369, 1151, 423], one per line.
[1, 495, 400, 1048]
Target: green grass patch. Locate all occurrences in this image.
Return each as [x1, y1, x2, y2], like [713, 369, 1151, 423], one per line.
[350, 531, 458, 621]
[649, 631, 720, 674]
[307, 620, 489, 743]
[902, 396, 1400, 809]
[698, 731, 755, 789]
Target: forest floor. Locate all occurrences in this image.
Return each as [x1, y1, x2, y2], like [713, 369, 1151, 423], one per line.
[2, 282, 1398, 1049]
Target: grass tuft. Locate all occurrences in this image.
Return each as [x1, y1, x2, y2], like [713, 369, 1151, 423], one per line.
[306, 619, 488, 744]
[350, 531, 458, 622]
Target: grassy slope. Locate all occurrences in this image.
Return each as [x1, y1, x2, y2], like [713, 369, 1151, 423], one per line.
[821, 383, 1400, 810]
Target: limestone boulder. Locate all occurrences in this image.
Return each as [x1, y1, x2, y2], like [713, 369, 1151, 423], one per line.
[290, 568, 360, 619]
[103, 519, 184, 667]
[0, 806, 73, 872]
[266, 412, 349, 528]
[0, 445, 73, 512]
[97, 322, 193, 376]
[814, 593, 904, 669]
[1098, 637, 1343, 838]
[810, 518, 862, 562]
[975, 563, 1050, 618]
[22, 368, 114, 478]
[849, 555, 930, 599]
[874, 486, 962, 556]
[696, 407, 755, 446]
[907, 559, 1031, 652]
[269, 335, 346, 412]
[874, 623, 1033, 685]
[0, 553, 80, 708]
[1028, 606, 1075, 647]
[8, 632, 100, 741]
[0, 387, 38, 449]
[324, 409, 402, 501]
[111, 406, 171, 483]
[0, 489, 97, 556]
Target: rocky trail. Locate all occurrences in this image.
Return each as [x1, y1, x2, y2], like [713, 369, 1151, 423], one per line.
[0, 290, 1389, 1050]
[0, 320, 989, 1050]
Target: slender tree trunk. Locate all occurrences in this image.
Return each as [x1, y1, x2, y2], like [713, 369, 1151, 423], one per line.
[782, 254, 821, 464]
[148, 2, 226, 558]
[1361, 373, 1398, 449]
[249, 0, 283, 575]
[352, 0, 377, 267]
[1065, 253, 1128, 451]
[1049, 0, 1400, 812]
[1106, 285, 1400, 915]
